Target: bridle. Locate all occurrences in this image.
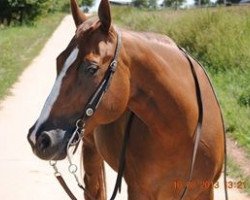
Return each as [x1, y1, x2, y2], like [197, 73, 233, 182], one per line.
[49, 29, 125, 200]
[48, 30, 228, 200]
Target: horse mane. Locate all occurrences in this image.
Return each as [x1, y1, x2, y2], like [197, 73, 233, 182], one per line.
[120, 28, 177, 48]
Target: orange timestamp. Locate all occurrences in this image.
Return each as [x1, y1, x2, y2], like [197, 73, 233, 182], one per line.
[221, 181, 246, 189]
[174, 180, 246, 190]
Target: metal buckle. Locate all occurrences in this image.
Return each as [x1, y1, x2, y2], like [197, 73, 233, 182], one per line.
[49, 160, 61, 176]
[76, 119, 84, 129]
[110, 60, 117, 72]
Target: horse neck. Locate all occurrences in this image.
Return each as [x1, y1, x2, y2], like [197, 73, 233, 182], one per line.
[121, 31, 198, 137]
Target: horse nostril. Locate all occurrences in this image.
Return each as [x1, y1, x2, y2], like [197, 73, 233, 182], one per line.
[33, 129, 67, 160]
[37, 132, 51, 151]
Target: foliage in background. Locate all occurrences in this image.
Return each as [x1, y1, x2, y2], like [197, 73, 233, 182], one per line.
[112, 6, 250, 72]
[133, 0, 186, 8]
[163, 0, 186, 8]
[133, 0, 149, 7]
[148, 0, 157, 8]
[217, 0, 240, 4]
[194, 0, 211, 6]
[0, 0, 69, 25]
[0, 13, 65, 99]
[111, 6, 250, 153]
[81, 0, 94, 7]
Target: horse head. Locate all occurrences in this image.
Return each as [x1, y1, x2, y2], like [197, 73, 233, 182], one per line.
[27, 0, 130, 160]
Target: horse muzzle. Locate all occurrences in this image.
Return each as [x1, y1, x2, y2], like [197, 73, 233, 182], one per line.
[32, 129, 68, 160]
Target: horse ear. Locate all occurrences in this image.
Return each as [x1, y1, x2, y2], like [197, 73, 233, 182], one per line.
[98, 0, 111, 33]
[70, 0, 87, 27]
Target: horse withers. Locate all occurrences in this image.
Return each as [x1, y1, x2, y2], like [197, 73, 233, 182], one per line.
[27, 0, 225, 199]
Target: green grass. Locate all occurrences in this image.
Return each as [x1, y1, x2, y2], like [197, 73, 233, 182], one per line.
[112, 6, 250, 72]
[0, 12, 66, 100]
[112, 6, 250, 154]
[213, 70, 250, 155]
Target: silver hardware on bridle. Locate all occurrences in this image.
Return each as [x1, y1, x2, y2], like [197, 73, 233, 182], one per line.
[49, 160, 60, 176]
[86, 108, 94, 117]
[49, 118, 86, 189]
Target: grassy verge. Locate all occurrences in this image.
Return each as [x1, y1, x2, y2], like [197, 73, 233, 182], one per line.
[213, 70, 250, 155]
[112, 6, 250, 154]
[0, 12, 66, 100]
[228, 156, 250, 194]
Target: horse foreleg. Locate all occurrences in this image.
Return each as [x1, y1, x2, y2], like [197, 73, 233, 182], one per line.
[82, 135, 106, 200]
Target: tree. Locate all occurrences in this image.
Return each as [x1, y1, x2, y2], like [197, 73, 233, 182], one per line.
[194, 0, 211, 5]
[149, 0, 157, 8]
[132, 0, 160, 8]
[217, 0, 239, 4]
[81, 0, 94, 7]
[163, 0, 186, 8]
[133, 0, 148, 8]
[0, 0, 69, 26]
[0, 0, 39, 25]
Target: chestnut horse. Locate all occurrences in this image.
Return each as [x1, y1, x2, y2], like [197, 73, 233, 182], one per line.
[27, 0, 226, 199]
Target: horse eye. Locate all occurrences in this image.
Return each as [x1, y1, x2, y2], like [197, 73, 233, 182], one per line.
[79, 61, 99, 75]
[86, 64, 99, 75]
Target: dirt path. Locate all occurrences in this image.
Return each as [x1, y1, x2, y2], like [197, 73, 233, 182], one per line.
[0, 15, 248, 200]
[227, 137, 250, 177]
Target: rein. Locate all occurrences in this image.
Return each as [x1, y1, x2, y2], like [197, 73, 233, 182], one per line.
[178, 47, 228, 200]
[178, 47, 203, 199]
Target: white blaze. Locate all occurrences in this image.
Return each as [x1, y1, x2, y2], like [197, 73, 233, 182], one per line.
[29, 48, 79, 144]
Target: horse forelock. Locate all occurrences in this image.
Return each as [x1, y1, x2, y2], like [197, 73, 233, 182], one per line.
[75, 16, 117, 46]
[76, 16, 100, 38]
[73, 21, 117, 62]
[29, 47, 79, 144]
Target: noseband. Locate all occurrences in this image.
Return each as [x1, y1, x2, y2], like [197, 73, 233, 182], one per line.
[50, 30, 124, 200]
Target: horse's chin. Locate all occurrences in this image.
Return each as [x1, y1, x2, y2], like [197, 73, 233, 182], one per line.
[34, 141, 68, 161]
[34, 148, 67, 161]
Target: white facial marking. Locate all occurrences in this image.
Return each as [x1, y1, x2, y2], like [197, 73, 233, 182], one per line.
[29, 48, 79, 144]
